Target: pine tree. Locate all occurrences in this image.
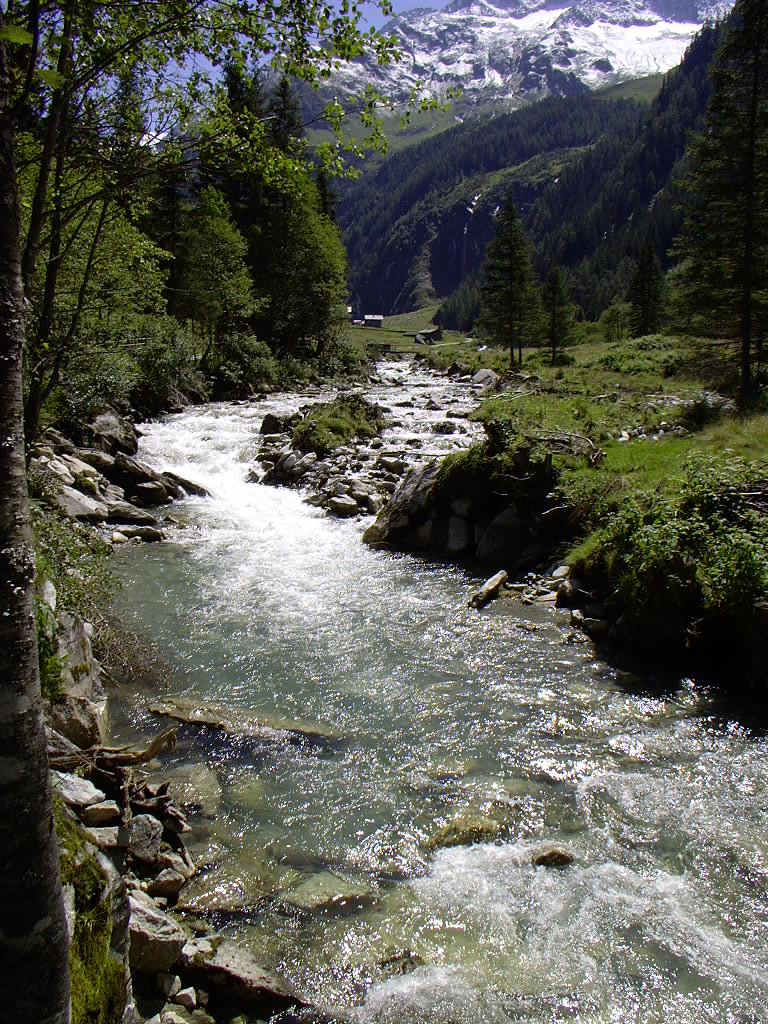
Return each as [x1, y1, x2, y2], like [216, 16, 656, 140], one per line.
[628, 239, 665, 337]
[477, 193, 538, 367]
[673, 0, 768, 404]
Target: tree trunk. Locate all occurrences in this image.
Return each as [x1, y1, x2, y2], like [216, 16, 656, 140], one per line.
[0, 21, 71, 1024]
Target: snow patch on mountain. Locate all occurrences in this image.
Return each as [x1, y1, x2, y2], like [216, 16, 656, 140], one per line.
[330, 0, 733, 108]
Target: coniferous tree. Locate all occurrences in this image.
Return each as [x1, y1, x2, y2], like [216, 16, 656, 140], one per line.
[673, 0, 768, 404]
[541, 265, 572, 364]
[628, 239, 665, 336]
[477, 194, 538, 367]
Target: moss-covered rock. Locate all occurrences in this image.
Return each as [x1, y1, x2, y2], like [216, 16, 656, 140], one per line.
[56, 800, 131, 1024]
[290, 393, 384, 456]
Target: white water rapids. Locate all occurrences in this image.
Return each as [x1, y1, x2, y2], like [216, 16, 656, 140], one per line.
[110, 362, 768, 1023]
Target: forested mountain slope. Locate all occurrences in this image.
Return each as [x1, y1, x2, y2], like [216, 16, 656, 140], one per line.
[339, 94, 645, 312]
[339, 19, 723, 318]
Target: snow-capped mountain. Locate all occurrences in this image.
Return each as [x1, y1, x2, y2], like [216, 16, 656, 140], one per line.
[331, 0, 732, 109]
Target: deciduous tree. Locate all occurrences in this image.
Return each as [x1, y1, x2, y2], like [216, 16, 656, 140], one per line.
[0, 3, 397, 1020]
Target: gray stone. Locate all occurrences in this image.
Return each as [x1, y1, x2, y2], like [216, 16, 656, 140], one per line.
[128, 889, 187, 973]
[475, 506, 528, 564]
[468, 570, 508, 609]
[158, 849, 196, 881]
[129, 814, 164, 863]
[52, 771, 105, 808]
[446, 515, 470, 554]
[363, 460, 442, 546]
[48, 693, 108, 748]
[157, 973, 182, 999]
[179, 936, 308, 1012]
[147, 869, 188, 899]
[81, 800, 121, 826]
[88, 409, 139, 455]
[84, 826, 122, 849]
[281, 871, 374, 913]
[116, 524, 164, 542]
[159, 763, 222, 818]
[106, 498, 161, 526]
[54, 484, 108, 521]
[173, 987, 197, 1010]
[532, 847, 574, 868]
[76, 448, 117, 475]
[134, 480, 171, 505]
[327, 494, 360, 517]
[160, 471, 210, 498]
[471, 368, 498, 388]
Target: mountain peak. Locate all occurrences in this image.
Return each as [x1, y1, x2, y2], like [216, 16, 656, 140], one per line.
[337, 0, 733, 111]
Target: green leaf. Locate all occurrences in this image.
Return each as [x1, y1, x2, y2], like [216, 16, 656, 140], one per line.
[0, 23, 34, 45]
[35, 68, 67, 89]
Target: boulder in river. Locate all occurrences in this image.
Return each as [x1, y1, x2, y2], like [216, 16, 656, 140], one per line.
[425, 810, 507, 851]
[179, 936, 309, 1014]
[280, 870, 375, 913]
[128, 889, 188, 973]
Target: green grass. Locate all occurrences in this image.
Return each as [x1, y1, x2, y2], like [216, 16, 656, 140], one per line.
[594, 73, 665, 103]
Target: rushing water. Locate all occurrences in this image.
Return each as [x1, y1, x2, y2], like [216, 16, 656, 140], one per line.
[111, 362, 768, 1023]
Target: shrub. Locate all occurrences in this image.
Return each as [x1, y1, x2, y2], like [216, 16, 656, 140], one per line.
[571, 455, 768, 661]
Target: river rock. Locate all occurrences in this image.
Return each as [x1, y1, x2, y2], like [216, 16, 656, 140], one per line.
[363, 460, 442, 546]
[160, 470, 210, 498]
[425, 810, 506, 851]
[532, 847, 574, 869]
[159, 763, 223, 818]
[179, 936, 309, 1014]
[260, 412, 287, 434]
[117, 524, 164, 542]
[54, 484, 108, 521]
[52, 771, 106, 809]
[128, 889, 188, 973]
[446, 515, 470, 554]
[475, 506, 530, 564]
[76, 447, 117, 475]
[134, 479, 172, 505]
[130, 813, 164, 863]
[87, 409, 139, 455]
[281, 870, 374, 913]
[147, 868, 189, 899]
[327, 494, 359, 517]
[471, 368, 498, 388]
[173, 986, 197, 1010]
[106, 498, 161, 526]
[81, 800, 121, 826]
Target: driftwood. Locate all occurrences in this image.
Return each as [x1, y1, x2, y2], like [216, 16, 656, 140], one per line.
[469, 570, 509, 609]
[47, 725, 178, 771]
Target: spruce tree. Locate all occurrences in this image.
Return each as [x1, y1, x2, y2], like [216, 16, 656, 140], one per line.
[628, 239, 665, 337]
[541, 265, 572, 364]
[477, 193, 538, 367]
[673, 0, 768, 404]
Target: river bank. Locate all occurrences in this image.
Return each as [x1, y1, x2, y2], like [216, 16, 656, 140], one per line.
[34, 355, 768, 1022]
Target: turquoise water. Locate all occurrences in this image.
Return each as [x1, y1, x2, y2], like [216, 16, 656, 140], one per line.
[111, 366, 768, 1023]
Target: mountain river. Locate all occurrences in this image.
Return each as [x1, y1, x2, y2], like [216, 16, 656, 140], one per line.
[110, 361, 768, 1023]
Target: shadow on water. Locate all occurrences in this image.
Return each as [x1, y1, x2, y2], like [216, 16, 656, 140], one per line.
[586, 634, 768, 736]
